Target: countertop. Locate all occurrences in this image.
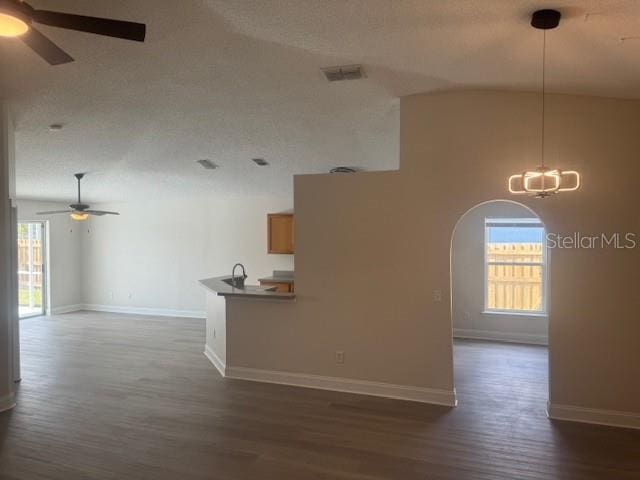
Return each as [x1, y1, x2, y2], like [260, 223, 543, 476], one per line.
[199, 276, 296, 299]
[257, 276, 295, 284]
[258, 270, 294, 284]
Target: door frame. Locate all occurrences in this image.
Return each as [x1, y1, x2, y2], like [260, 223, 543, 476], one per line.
[18, 220, 49, 319]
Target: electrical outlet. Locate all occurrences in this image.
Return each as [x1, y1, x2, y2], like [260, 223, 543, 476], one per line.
[128, 292, 133, 300]
[109, 291, 114, 301]
[433, 290, 443, 302]
[335, 351, 345, 364]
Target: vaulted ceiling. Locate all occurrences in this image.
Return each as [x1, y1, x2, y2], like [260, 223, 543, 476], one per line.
[1, 0, 639, 202]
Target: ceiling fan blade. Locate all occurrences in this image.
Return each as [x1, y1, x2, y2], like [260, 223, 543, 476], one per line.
[32, 10, 146, 42]
[86, 210, 120, 216]
[20, 27, 74, 65]
[36, 210, 71, 215]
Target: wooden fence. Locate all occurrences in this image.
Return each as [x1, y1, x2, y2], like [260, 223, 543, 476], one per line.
[487, 243, 543, 312]
[18, 239, 43, 289]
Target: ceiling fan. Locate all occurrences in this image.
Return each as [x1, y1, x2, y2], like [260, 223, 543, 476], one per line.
[0, 0, 145, 65]
[37, 173, 119, 221]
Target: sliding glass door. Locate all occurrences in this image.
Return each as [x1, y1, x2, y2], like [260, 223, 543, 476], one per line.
[18, 222, 46, 318]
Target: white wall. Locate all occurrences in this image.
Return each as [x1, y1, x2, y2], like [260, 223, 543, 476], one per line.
[80, 195, 294, 316]
[452, 201, 548, 345]
[16, 200, 83, 312]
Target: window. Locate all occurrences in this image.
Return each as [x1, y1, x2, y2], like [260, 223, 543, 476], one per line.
[485, 218, 546, 314]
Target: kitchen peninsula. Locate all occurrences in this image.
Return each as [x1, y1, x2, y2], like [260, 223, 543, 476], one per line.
[199, 273, 295, 378]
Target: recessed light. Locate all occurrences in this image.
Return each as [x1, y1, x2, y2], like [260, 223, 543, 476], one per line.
[48, 124, 64, 131]
[252, 158, 269, 166]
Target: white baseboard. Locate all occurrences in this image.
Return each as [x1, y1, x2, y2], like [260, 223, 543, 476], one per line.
[204, 344, 226, 377]
[225, 366, 457, 406]
[51, 304, 83, 315]
[81, 304, 206, 319]
[547, 402, 640, 430]
[0, 393, 16, 413]
[454, 328, 548, 346]
[50, 303, 205, 319]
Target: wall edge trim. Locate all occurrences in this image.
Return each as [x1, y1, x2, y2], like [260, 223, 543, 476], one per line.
[0, 393, 16, 413]
[204, 344, 226, 377]
[50, 304, 84, 315]
[454, 328, 548, 346]
[80, 304, 206, 319]
[547, 402, 640, 430]
[225, 366, 457, 406]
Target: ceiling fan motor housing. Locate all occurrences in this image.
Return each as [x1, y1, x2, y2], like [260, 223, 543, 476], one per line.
[531, 9, 561, 30]
[70, 203, 90, 211]
[0, 0, 33, 25]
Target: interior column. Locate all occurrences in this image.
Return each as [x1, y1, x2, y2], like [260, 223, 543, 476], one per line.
[0, 101, 17, 413]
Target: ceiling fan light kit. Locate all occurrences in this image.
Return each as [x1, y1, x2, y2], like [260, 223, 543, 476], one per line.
[0, 10, 29, 37]
[0, 0, 146, 64]
[70, 212, 89, 222]
[508, 9, 581, 199]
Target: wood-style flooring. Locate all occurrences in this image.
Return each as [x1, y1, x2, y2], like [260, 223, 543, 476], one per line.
[0, 312, 638, 479]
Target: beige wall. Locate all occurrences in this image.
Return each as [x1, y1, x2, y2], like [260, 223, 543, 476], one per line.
[228, 170, 456, 397]
[401, 91, 640, 414]
[452, 200, 547, 344]
[226, 91, 640, 417]
[205, 293, 227, 373]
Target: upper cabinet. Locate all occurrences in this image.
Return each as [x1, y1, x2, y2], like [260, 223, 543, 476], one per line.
[268, 213, 294, 254]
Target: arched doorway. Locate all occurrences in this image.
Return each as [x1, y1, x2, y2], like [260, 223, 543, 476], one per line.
[450, 200, 549, 412]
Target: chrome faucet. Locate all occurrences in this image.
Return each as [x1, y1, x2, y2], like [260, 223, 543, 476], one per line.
[231, 263, 247, 288]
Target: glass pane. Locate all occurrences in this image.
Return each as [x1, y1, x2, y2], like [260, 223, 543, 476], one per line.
[486, 226, 544, 263]
[18, 223, 44, 318]
[487, 264, 543, 311]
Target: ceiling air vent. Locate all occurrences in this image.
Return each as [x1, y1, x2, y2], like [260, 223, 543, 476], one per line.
[330, 167, 359, 174]
[322, 65, 365, 82]
[197, 159, 218, 170]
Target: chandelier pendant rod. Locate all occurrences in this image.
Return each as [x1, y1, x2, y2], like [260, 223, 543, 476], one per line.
[541, 29, 546, 170]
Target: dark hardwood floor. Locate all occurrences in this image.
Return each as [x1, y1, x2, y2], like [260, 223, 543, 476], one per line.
[0, 312, 638, 479]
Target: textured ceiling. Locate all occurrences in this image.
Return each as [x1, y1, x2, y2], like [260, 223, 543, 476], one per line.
[1, 0, 640, 203]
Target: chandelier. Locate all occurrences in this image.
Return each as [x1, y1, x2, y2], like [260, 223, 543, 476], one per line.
[508, 9, 581, 198]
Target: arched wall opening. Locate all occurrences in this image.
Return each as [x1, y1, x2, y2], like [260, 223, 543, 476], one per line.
[450, 199, 549, 408]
